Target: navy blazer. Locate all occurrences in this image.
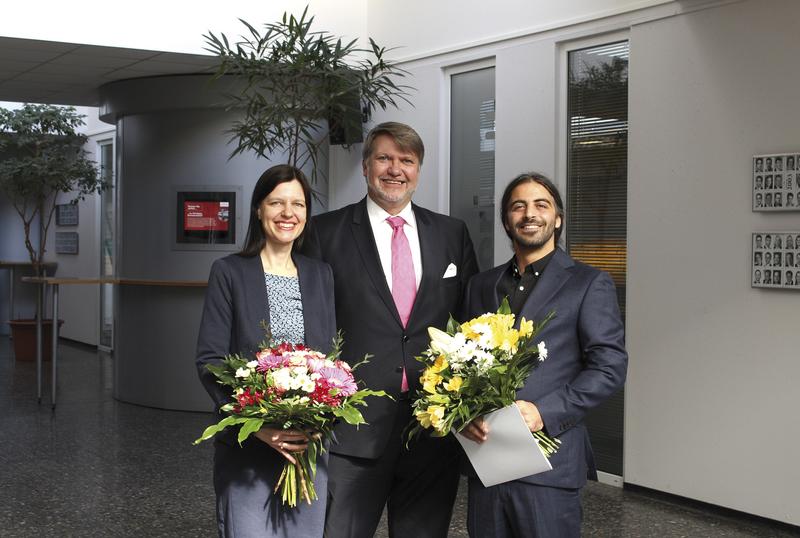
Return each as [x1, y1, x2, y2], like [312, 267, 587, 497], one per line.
[464, 248, 627, 489]
[302, 198, 479, 458]
[195, 252, 337, 428]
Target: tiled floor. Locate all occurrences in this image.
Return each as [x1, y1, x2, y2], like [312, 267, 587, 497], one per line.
[0, 337, 797, 537]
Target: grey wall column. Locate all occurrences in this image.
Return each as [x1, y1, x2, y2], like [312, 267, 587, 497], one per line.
[100, 75, 326, 411]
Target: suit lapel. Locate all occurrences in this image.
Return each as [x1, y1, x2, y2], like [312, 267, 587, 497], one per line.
[349, 199, 403, 326]
[245, 254, 270, 347]
[485, 264, 507, 313]
[408, 205, 436, 327]
[294, 254, 322, 348]
[519, 248, 574, 322]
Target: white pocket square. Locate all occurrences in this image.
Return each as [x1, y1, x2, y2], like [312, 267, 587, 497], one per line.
[443, 263, 458, 278]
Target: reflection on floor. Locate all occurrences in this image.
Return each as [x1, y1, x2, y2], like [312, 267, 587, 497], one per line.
[1, 337, 797, 537]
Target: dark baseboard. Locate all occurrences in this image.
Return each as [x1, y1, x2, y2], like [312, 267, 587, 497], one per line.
[623, 482, 800, 533]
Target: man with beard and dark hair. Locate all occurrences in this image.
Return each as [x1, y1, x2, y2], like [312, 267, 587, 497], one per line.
[460, 172, 627, 537]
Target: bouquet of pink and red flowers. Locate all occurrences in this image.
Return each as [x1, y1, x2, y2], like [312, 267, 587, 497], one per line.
[194, 335, 385, 507]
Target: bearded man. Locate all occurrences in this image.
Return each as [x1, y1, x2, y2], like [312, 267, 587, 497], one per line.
[460, 172, 628, 537]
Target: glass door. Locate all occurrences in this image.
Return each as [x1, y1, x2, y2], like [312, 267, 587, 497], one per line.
[98, 141, 115, 350]
[450, 66, 496, 271]
[566, 40, 629, 477]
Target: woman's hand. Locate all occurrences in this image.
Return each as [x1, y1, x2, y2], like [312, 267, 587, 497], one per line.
[254, 427, 312, 464]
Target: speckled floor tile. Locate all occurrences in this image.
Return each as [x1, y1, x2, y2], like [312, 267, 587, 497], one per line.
[1, 337, 798, 537]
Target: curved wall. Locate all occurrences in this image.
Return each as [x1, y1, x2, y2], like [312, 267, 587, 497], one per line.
[102, 75, 312, 411]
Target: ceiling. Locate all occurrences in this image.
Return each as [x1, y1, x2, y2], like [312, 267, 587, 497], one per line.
[0, 36, 218, 106]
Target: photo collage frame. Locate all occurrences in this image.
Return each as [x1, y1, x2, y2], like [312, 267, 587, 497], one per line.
[752, 232, 800, 288]
[752, 153, 800, 212]
[752, 152, 800, 290]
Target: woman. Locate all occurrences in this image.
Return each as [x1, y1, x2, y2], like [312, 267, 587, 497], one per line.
[196, 165, 336, 537]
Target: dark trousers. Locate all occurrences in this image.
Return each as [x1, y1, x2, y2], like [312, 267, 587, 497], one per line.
[324, 401, 460, 538]
[467, 476, 582, 538]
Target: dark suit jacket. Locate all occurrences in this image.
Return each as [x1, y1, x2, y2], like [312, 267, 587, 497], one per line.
[464, 248, 627, 489]
[195, 252, 337, 444]
[302, 197, 478, 458]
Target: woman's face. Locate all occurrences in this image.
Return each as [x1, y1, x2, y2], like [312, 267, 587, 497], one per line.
[258, 179, 307, 247]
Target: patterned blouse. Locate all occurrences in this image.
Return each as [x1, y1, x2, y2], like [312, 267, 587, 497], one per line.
[264, 273, 305, 345]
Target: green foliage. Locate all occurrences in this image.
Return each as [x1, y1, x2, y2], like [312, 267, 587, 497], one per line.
[497, 296, 512, 315]
[0, 104, 104, 275]
[237, 418, 265, 445]
[446, 316, 460, 335]
[204, 6, 411, 182]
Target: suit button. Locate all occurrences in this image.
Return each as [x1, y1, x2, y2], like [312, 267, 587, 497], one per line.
[402, 335, 409, 342]
[395, 366, 403, 373]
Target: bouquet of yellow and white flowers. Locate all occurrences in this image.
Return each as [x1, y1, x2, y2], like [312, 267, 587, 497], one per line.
[409, 299, 560, 457]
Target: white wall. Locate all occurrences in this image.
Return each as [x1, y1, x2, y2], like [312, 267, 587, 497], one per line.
[0, 1, 366, 55]
[624, 0, 800, 525]
[367, 0, 673, 61]
[329, 0, 800, 526]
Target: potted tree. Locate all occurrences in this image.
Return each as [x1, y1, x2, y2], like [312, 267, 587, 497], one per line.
[0, 104, 103, 360]
[204, 7, 411, 185]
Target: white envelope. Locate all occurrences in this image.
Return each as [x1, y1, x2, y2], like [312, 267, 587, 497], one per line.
[443, 263, 457, 278]
[454, 403, 553, 487]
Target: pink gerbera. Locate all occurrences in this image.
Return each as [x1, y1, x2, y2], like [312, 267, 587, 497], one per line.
[306, 356, 330, 373]
[255, 350, 289, 371]
[318, 366, 358, 397]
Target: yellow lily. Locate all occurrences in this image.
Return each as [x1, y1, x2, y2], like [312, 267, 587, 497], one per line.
[443, 376, 463, 392]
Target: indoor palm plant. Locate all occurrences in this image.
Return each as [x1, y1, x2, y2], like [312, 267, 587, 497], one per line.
[205, 7, 411, 184]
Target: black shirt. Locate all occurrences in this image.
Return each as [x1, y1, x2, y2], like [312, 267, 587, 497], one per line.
[496, 250, 556, 316]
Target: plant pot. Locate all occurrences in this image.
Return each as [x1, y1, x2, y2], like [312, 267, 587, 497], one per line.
[7, 319, 64, 362]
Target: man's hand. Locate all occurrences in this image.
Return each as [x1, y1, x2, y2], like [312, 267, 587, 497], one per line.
[460, 416, 489, 444]
[515, 400, 544, 432]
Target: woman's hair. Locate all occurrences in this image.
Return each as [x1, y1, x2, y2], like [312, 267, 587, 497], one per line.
[239, 164, 312, 257]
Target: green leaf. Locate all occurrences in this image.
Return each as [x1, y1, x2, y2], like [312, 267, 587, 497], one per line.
[237, 418, 265, 445]
[446, 315, 461, 335]
[498, 296, 512, 315]
[193, 415, 250, 444]
[333, 405, 364, 425]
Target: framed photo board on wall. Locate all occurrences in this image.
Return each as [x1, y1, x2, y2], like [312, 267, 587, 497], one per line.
[751, 232, 800, 289]
[752, 153, 800, 212]
[55, 203, 79, 226]
[55, 232, 79, 254]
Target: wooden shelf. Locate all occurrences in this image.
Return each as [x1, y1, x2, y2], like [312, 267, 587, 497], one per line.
[21, 277, 207, 287]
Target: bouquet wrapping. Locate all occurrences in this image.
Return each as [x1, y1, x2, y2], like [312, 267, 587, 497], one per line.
[195, 336, 385, 507]
[409, 299, 560, 458]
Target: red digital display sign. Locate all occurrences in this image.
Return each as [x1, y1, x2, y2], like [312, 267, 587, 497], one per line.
[184, 201, 230, 232]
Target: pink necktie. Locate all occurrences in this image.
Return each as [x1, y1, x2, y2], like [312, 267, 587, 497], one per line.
[387, 216, 416, 391]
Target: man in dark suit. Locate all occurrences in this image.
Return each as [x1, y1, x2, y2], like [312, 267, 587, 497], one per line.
[303, 122, 478, 538]
[461, 172, 627, 537]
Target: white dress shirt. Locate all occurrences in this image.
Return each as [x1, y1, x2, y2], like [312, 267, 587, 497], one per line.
[366, 196, 423, 291]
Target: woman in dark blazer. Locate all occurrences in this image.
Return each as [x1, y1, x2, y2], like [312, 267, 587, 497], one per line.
[196, 165, 336, 538]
